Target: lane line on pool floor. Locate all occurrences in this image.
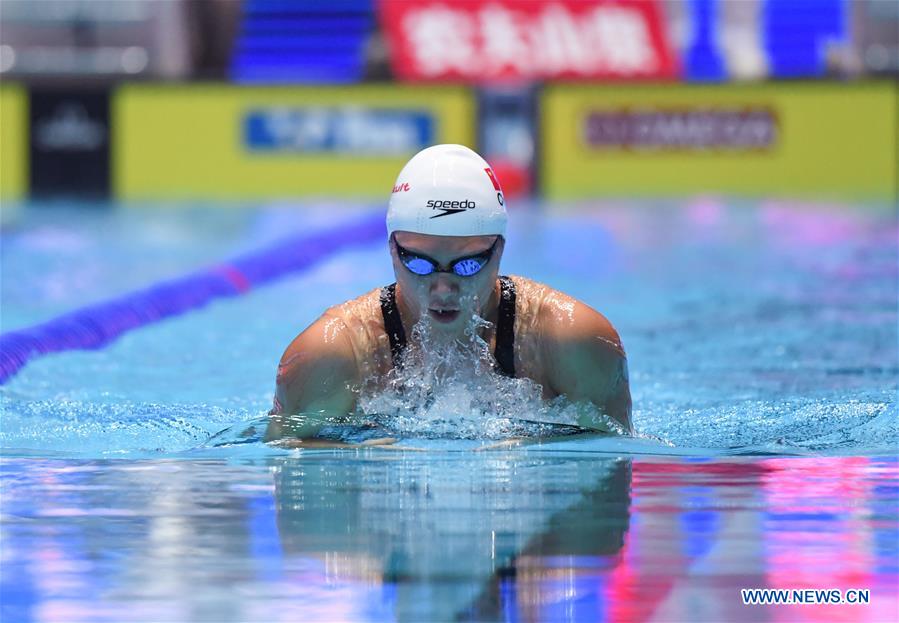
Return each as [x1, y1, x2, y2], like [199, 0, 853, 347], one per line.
[0, 211, 387, 385]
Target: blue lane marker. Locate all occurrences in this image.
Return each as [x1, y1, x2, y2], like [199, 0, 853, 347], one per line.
[0, 211, 386, 384]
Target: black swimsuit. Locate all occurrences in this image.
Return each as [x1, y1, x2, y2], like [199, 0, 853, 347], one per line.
[379, 276, 517, 377]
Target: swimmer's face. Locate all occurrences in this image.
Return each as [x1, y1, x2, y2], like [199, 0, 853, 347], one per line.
[390, 232, 504, 334]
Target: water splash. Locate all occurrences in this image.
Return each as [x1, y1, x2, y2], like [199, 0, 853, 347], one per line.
[356, 309, 627, 440]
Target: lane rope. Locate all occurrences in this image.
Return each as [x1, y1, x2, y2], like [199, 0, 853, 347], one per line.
[0, 211, 386, 384]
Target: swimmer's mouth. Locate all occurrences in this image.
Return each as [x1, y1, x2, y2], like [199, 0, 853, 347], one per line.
[428, 308, 460, 323]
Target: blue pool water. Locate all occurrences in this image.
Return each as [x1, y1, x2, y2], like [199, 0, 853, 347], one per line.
[1, 199, 897, 622]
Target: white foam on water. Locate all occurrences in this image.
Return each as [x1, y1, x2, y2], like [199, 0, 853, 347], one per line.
[355, 304, 628, 440]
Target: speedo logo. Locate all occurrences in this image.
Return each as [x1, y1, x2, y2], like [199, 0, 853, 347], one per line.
[427, 199, 476, 219]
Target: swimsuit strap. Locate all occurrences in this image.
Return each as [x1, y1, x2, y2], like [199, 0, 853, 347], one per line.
[494, 276, 516, 378]
[380, 283, 407, 368]
[379, 277, 517, 377]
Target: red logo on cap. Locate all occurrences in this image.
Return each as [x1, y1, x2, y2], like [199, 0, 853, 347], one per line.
[484, 168, 501, 191]
[392, 182, 410, 193]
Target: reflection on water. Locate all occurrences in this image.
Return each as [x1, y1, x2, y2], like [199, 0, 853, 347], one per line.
[274, 453, 630, 621]
[2, 454, 896, 623]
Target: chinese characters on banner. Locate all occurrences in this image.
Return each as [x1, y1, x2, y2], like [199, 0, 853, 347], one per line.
[379, 0, 678, 81]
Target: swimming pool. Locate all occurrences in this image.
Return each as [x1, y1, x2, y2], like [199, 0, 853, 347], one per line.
[2, 199, 897, 622]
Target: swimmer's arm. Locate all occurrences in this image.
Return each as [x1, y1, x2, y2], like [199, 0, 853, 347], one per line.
[264, 315, 359, 442]
[545, 304, 634, 434]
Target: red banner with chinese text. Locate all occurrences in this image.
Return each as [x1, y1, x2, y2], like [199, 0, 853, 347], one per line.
[379, 0, 678, 82]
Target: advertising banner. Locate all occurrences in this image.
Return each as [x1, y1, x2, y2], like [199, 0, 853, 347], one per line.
[379, 0, 677, 82]
[674, 0, 849, 82]
[114, 85, 474, 200]
[30, 89, 110, 198]
[542, 82, 897, 200]
[0, 84, 27, 201]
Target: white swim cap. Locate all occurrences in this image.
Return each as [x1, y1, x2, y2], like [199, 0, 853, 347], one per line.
[387, 144, 507, 237]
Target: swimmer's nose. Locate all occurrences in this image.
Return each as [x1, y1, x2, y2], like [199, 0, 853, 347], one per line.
[429, 273, 459, 299]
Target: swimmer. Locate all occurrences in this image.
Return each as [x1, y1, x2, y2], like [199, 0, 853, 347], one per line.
[265, 144, 632, 443]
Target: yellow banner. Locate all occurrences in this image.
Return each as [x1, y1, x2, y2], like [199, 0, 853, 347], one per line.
[0, 84, 28, 201]
[542, 82, 897, 201]
[113, 85, 475, 200]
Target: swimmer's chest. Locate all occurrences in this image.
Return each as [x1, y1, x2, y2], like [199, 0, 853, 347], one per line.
[359, 320, 554, 397]
[342, 282, 555, 394]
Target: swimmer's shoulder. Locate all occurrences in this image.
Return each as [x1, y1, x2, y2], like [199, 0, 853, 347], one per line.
[274, 288, 383, 417]
[282, 286, 383, 366]
[276, 314, 357, 398]
[508, 275, 624, 356]
[510, 275, 625, 396]
[510, 276, 631, 430]
[323, 286, 383, 323]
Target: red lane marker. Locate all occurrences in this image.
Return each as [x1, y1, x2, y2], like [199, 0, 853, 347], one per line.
[217, 265, 251, 293]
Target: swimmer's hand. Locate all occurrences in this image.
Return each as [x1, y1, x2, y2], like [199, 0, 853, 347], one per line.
[574, 403, 629, 436]
[264, 410, 335, 442]
[264, 411, 419, 450]
[269, 436, 402, 450]
[476, 406, 626, 452]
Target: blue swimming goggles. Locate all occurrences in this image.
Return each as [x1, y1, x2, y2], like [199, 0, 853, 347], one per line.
[394, 237, 500, 277]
